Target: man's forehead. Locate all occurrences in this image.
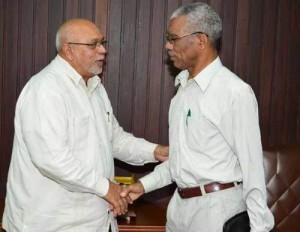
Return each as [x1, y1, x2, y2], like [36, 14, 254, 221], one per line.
[167, 16, 187, 34]
[72, 25, 103, 40]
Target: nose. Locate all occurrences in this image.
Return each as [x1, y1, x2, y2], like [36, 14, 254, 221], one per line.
[97, 44, 107, 54]
[165, 40, 173, 50]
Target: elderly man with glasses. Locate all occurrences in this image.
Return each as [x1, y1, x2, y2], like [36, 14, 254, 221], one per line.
[2, 18, 168, 232]
[122, 3, 274, 232]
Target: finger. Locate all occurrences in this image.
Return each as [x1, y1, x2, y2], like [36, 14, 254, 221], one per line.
[121, 193, 132, 205]
[112, 200, 122, 216]
[125, 194, 133, 204]
[112, 209, 118, 217]
[120, 186, 130, 198]
[114, 197, 126, 216]
[121, 197, 128, 214]
[108, 203, 114, 211]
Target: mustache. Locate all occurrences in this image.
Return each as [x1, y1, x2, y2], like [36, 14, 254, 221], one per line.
[168, 51, 175, 57]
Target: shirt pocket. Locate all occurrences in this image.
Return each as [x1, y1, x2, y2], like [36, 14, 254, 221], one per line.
[69, 116, 90, 152]
[186, 112, 215, 151]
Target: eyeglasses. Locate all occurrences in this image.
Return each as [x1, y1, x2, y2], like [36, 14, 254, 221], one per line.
[166, 31, 207, 45]
[68, 40, 107, 49]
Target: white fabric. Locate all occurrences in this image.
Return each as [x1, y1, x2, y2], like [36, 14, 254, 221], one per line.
[140, 57, 274, 232]
[2, 55, 157, 232]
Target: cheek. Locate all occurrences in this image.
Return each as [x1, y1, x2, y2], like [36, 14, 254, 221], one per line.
[174, 49, 188, 65]
[176, 44, 197, 61]
[79, 52, 95, 66]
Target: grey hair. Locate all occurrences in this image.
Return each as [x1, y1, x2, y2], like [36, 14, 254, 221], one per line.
[171, 3, 222, 47]
[55, 30, 62, 52]
[55, 19, 75, 52]
[55, 24, 68, 52]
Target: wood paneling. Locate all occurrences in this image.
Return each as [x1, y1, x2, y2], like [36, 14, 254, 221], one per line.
[0, 0, 4, 199]
[0, 0, 299, 201]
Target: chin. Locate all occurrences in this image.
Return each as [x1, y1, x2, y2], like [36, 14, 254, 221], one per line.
[173, 62, 184, 70]
[90, 67, 103, 75]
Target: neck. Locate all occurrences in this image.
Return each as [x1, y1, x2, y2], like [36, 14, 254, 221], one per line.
[188, 49, 218, 79]
[58, 52, 91, 84]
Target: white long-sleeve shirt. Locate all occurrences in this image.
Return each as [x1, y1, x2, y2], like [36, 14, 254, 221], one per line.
[140, 57, 274, 232]
[2, 55, 157, 232]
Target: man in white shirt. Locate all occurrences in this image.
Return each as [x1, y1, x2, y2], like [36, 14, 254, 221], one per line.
[121, 3, 274, 232]
[2, 18, 168, 232]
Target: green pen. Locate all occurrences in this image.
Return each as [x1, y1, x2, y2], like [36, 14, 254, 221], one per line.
[186, 109, 191, 125]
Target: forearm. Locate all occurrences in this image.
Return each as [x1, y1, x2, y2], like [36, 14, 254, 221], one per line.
[112, 116, 157, 164]
[139, 161, 172, 193]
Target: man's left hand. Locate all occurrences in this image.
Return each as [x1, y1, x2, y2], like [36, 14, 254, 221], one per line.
[154, 145, 169, 162]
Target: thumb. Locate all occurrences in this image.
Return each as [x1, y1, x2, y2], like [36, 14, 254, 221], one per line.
[120, 186, 131, 197]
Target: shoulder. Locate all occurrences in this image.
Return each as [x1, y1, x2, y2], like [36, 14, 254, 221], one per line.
[18, 61, 66, 106]
[214, 67, 253, 95]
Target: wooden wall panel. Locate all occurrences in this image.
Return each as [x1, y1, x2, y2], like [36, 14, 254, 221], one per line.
[95, 0, 108, 38]
[18, 0, 34, 90]
[247, 0, 264, 94]
[132, 0, 152, 138]
[79, 0, 94, 21]
[234, 0, 250, 80]
[0, 0, 4, 198]
[270, 0, 290, 145]
[34, 0, 49, 73]
[106, 0, 122, 115]
[65, 0, 79, 19]
[48, 0, 64, 60]
[1, 0, 20, 198]
[287, 0, 300, 143]
[145, 0, 166, 143]
[118, 0, 138, 132]
[220, 0, 238, 71]
[260, 0, 279, 146]
[0, 0, 299, 200]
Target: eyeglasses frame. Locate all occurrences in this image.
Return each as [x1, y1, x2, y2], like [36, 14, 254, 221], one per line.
[67, 40, 107, 49]
[166, 31, 208, 45]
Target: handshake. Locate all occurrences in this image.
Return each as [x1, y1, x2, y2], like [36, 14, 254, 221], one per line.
[104, 145, 169, 216]
[104, 179, 145, 216]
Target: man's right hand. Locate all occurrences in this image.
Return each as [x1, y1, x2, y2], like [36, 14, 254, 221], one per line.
[120, 181, 145, 203]
[104, 181, 131, 216]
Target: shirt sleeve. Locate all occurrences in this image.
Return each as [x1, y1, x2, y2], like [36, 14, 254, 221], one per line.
[231, 86, 274, 232]
[20, 80, 109, 197]
[111, 114, 158, 165]
[139, 160, 173, 193]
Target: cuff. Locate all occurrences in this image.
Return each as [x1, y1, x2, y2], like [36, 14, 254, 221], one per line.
[139, 142, 158, 163]
[94, 177, 109, 197]
[139, 172, 159, 193]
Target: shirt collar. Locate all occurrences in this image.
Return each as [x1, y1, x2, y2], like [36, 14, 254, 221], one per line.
[55, 54, 102, 89]
[175, 57, 223, 92]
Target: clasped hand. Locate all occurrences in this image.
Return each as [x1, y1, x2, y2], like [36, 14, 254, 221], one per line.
[105, 145, 168, 216]
[104, 180, 145, 216]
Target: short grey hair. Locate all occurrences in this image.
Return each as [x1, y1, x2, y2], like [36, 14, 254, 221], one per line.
[55, 24, 69, 52]
[55, 19, 75, 52]
[55, 30, 62, 52]
[171, 3, 222, 47]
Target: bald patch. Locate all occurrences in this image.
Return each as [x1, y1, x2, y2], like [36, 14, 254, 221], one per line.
[56, 18, 100, 52]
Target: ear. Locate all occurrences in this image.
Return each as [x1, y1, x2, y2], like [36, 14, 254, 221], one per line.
[62, 43, 74, 61]
[198, 33, 208, 49]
